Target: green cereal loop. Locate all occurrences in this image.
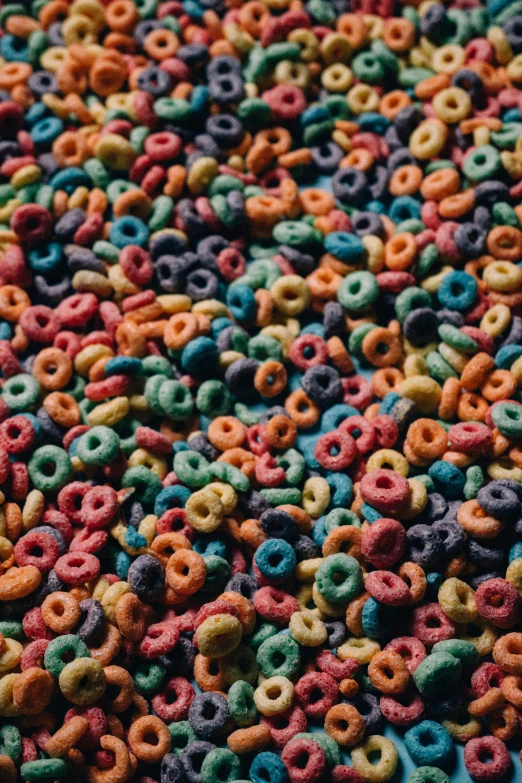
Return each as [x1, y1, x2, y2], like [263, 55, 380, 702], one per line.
[352, 51, 386, 83]
[144, 374, 168, 415]
[234, 403, 261, 426]
[196, 380, 231, 418]
[0, 621, 24, 640]
[168, 721, 197, 753]
[495, 0, 522, 23]
[134, 661, 166, 696]
[160, 14, 180, 33]
[425, 160, 457, 174]
[272, 220, 318, 248]
[338, 271, 379, 312]
[257, 634, 301, 679]
[265, 42, 301, 65]
[492, 201, 519, 227]
[247, 334, 283, 362]
[201, 748, 241, 783]
[159, 379, 194, 419]
[293, 732, 341, 767]
[276, 449, 305, 486]
[303, 120, 336, 147]
[414, 474, 436, 492]
[76, 426, 120, 466]
[408, 767, 451, 783]
[1, 374, 40, 411]
[129, 126, 150, 154]
[438, 324, 477, 353]
[149, 196, 174, 231]
[395, 286, 432, 322]
[236, 97, 272, 130]
[426, 352, 458, 383]
[208, 175, 245, 197]
[307, 0, 336, 23]
[470, 6, 489, 34]
[64, 375, 86, 401]
[0, 3, 26, 26]
[44, 635, 90, 678]
[0, 724, 21, 762]
[0, 185, 15, 204]
[106, 180, 138, 203]
[431, 639, 479, 669]
[412, 240, 438, 277]
[443, 9, 472, 44]
[222, 646, 259, 686]
[464, 465, 484, 500]
[173, 450, 212, 488]
[210, 195, 233, 227]
[399, 67, 434, 87]
[59, 658, 106, 705]
[21, 759, 72, 780]
[349, 323, 377, 356]
[200, 555, 230, 594]
[462, 144, 501, 181]
[246, 622, 278, 652]
[491, 124, 522, 149]
[315, 553, 362, 603]
[121, 466, 163, 506]
[116, 418, 140, 457]
[324, 95, 351, 121]
[371, 39, 399, 73]
[260, 487, 302, 505]
[141, 355, 173, 378]
[28, 445, 73, 492]
[492, 401, 522, 438]
[413, 651, 461, 698]
[396, 218, 425, 235]
[325, 508, 361, 534]
[154, 98, 192, 121]
[92, 240, 119, 262]
[243, 185, 266, 199]
[228, 680, 258, 727]
[210, 461, 250, 492]
[35, 184, 53, 210]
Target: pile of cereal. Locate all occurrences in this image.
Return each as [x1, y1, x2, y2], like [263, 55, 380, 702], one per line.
[2, 0, 522, 781]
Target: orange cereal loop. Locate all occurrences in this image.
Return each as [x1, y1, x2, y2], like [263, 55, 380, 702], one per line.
[0, 286, 30, 322]
[458, 499, 504, 538]
[362, 326, 402, 367]
[89, 57, 127, 97]
[218, 448, 256, 481]
[285, 388, 320, 429]
[11, 84, 34, 109]
[87, 188, 109, 216]
[406, 418, 448, 460]
[265, 414, 297, 449]
[278, 149, 313, 169]
[322, 525, 362, 560]
[103, 31, 136, 52]
[379, 90, 412, 121]
[254, 360, 287, 398]
[41, 591, 81, 633]
[383, 18, 415, 53]
[52, 131, 89, 168]
[420, 168, 461, 201]
[345, 592, 368, 637]
[56, 61, 88, 95]
[207, 416, 246, 451]
[144, 29, 180, 59]
[277, 504, 312, 534]
[372, 367, 404, 398]
[319, 253, 355, 277]
[438, 188, 476, 219]
[324, 703, 366, 746]
[439, 377, 461, 420]
[32, 348, 73, 390]
[457, 392, 488, 422]
[39, 0, 68, 27]
[113, 189, 152, 220]
[256, 127, 292, 156]
[368, 650, 409, 694]
[12, 668, 55, 715]
[384, 232, 417, 271]
[487, 226, 522, 260]
[461, 352, 495, 390]
[414, 73, 451, 100]
[228, 724, 271, 755]
[0, 754, 17, 783]
[4, 503, 22, 543]
[488, 704, 519, 742]
[64, 93, 94, 125]
[465, 256, 494, 291]
[299, 188, 336, 216]
[115, 321, 147, 357]
[238, 0, 270, 36]
[336, 14, 367, 48]
[340, 148, 374, 171]
[194, 653, 227, 692]
[128, 715, 171, 763]
[280, 178, 301, 219]
[328, 336, 354, 375]
[166, 549, 206, 595]
[240, 518, 267, 551]
[0, 63, 32, 90]
[104, 0, 138, 32]
[307, 267, 342, 300]
[43, 392, 81, 428]
[480, 369, 517, 402]
[389, 165, 422, 196]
